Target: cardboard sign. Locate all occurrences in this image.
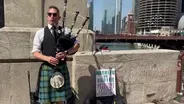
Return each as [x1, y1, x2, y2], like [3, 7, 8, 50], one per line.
[96, 68, 116, 97]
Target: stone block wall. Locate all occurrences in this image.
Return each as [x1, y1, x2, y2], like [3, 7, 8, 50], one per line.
[72, 50, 179, 104]
[4, 0, 43, 27]
[0, 47, 179, 104]
[3, 0, 89, 28]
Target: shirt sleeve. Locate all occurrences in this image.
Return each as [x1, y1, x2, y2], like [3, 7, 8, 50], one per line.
[64, 27, 71, 35]
[31, 28, 44, 53]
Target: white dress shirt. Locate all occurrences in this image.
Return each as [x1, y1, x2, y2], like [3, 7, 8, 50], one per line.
[31, 24, 79, 53]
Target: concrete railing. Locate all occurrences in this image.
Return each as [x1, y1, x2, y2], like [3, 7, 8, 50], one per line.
[0, 49, 179, 104]
[72, 50, 179, 104]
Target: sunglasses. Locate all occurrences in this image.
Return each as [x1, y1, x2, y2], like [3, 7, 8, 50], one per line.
[47, 12, 57, 17]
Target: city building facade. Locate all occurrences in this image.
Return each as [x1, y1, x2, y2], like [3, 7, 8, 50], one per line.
[137, 0, 178, 33]
[0, 0, 4, 28]
[115, 0, 122, 34]
[127, 13, 136, 34]
[132, 0, 138, 33]
[132, 0, 138, 21]
[177, 0, 184, 21]
[101, 0, 122, 34]
[88, 0, 94, 31]
[121, 16, 127, 32]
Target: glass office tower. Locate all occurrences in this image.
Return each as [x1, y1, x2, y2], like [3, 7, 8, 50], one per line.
[0, 0, 4, 28]
[101, 0, 122, 34]
[88, 0, 94, 31]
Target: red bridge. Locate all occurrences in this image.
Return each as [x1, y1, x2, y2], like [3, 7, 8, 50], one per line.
[95, 34, 184, 50]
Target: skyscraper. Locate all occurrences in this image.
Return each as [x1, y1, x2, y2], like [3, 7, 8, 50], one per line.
[115, 0, 122, 34]
[132, 0, 138, 33]
[88, 0, 94, 31]
[180, 0, 184, 13]
[101, 0, 122, 34]
[177, 0, 184, 25]
[137, 0, 178, 33]
[132, 0, 138, 21]
[121, 16, 127, 32]
[0, 0, 4, 28]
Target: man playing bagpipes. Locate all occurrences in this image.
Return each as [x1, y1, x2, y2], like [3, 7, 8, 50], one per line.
[31, 5, 80, 104]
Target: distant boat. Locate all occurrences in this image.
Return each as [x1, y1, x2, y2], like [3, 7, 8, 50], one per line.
[134, 43, 160, 49]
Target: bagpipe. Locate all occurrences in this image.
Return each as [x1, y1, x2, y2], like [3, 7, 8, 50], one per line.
[50, 0, 89, 98]
[51, 0, 89, 89]
[55, 0, 89, 54]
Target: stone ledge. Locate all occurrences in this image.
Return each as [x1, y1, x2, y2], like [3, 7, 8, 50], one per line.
[73, 49, 179, 64]
[75, 49, 180, 56]
[0, 57, 73, 63]
[0, 27, 94, 34]
[72, 50, 179, 104]
[0, 27, 41, 32]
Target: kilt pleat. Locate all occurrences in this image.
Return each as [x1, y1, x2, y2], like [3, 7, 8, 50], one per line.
[38, 63, 72, 103]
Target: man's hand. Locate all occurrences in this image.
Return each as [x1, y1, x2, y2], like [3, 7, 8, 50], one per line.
[46, 56, 59, 66]
[177, 59, 182, 67]
[55, 52, 67, 60]
[33, 52, 59, 66]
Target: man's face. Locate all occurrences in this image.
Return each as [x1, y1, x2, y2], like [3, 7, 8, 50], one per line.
[47, 8, 61, 25]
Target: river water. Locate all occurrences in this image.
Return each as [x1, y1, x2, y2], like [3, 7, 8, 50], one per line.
[96, 42, 139, 50]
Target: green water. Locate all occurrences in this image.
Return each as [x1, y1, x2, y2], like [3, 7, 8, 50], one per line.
[96, 43, 138, 50]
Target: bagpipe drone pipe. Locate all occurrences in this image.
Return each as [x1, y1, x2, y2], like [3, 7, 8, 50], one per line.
[50, 1, 89, 103]
[56, 0, 89, 55]
[52, 0, 89, 89]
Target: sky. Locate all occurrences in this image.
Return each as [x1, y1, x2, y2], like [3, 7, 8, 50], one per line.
[92, 0, 132, 30]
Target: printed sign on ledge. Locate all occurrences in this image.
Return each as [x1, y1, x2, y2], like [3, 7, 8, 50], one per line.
[96, 68, 116, 97]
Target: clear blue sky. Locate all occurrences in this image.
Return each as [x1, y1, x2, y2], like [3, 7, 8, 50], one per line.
[92, 0, 132, 30]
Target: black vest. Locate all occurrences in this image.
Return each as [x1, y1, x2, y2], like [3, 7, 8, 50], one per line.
[41, 26, 56, 57]
[41, 26, 67, 64]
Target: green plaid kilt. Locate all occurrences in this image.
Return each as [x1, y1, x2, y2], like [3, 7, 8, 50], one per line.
[38, 63, 72, 103]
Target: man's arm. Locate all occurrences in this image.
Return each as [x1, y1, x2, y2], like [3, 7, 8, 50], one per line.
[33, 52, 49, 61]
[31, 29, 59, 66]
[33, 52, 59, 66]
[55, 27, 80, 59]
[66, 43, 80, 55]
[55, 43, 80, 60]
